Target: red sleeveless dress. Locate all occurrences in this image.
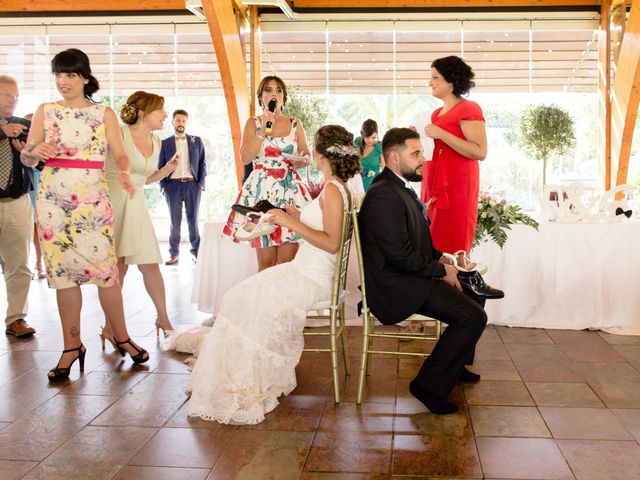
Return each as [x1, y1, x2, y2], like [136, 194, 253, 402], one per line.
[420, 99, 484, 254]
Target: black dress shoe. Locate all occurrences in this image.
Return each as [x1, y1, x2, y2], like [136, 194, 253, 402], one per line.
[459, 367, 481, 383]
[409, 380, 459, 415]
[457, 270, 504, 299]
[231, 200, 285, 216]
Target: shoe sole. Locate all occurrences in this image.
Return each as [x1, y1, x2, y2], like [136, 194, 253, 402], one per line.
[5, 330, 35, 337]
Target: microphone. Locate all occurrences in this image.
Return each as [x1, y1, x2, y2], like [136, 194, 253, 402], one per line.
[265, 99, 277, 135]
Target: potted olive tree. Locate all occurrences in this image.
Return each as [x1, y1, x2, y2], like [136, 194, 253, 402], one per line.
[519, 104, 576, 188]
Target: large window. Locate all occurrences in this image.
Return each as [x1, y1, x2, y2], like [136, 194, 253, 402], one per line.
[1, 12, 603, 219]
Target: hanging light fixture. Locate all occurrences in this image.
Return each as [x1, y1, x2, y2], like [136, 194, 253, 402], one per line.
[185, 0, 297, 20]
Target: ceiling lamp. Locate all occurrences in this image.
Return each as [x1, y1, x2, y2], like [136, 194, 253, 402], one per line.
[185, 0, 297, 20]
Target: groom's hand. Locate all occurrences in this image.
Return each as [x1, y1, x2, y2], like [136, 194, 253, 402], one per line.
[442, 264, 462, 291]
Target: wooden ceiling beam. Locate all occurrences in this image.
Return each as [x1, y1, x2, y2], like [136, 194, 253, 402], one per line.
[202, 0, 250, 187]
[0, 0, 185, 12]
[611, 0, 640, 187]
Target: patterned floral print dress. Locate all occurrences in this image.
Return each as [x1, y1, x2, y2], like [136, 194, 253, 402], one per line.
[223, 117, 311, 248]
[36, 103, 119, 289]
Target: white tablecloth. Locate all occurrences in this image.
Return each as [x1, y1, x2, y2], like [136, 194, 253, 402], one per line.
[191, 222, 258, 315]
[472, 221, 640, 335]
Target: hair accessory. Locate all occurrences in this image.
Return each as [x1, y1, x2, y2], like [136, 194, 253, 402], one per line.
[122, 103, 138, 117]
[325, 144, 359, 157]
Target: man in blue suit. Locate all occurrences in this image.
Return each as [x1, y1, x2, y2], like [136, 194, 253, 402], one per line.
[158, 109, 206, 265]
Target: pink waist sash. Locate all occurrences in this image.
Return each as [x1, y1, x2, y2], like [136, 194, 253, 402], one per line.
[46, 158, 104, 169]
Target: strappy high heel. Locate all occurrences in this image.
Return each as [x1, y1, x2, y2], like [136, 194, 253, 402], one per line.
[99, 326, 118, 351]
[442, 251, 488, 276]
[155, 318, 174, 339]
[114, 338, 149, 364]
[48, 344, 86, 382]
[236, 213, 276, 241]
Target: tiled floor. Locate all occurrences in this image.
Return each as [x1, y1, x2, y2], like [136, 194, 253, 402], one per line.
[2, 248, 640, 479]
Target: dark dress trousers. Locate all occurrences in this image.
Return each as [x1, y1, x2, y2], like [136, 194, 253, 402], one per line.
[158, 135, 206, 257]
[358, 168, 487, 399]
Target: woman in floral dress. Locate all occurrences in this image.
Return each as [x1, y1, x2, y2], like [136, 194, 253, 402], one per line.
[21, 48, 150, 382]
[223, 76, 312, 271]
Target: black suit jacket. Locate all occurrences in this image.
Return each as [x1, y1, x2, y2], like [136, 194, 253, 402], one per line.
[358, 168, 446, 324]
[0, 116, 33, 199]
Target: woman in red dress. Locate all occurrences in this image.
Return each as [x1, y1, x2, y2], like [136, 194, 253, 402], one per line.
[420, 56, 487, 255]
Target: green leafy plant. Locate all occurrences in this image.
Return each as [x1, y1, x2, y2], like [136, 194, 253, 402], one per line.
[474, 192, 539, 248]
[519, 104, 576, 188]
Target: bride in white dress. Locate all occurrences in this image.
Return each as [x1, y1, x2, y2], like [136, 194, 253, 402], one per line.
[164, 125, 362, 424]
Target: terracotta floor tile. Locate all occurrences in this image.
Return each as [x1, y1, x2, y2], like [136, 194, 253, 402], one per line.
[91, 373, 189, 427]
[477, 325, 503, 345]
[163, 401, 238, 430]
[474, 342, 511, 361]
[60, 370, 148, 396]
[470, 359, 521, 381]
[339, 370, 397, 404]
[0, 350, 59, 387]
[547, 331, 627, 362]
[299, 473, 370, 479]
[0, 460, 37, 480]
[238, 394, 326, 431]
[464, 380, 534, 406]
[208, 430, 314, 480]
[129, 427, 231, 468]
[469, 405, 551, 437]
[21, 425, 156, 480]
[305, 429, 392, 474]
[572, 363, 640, 408]
[611, 408, 640, 442]
[526, 382, 604, 407]
[394, 403, 472, 436]
[318, 401, 394, 433]
[113, 466, 210, 480]
[476, 437, 573, 479]
[539, 407, 632, 440]
[506, 344, 583, 382]
[0, 369, 64, 422]
[291, 375, 333, 397]
[392, 434, 482, 478]
[557, 439, 640, 480]
[0, 394, 116, 461]
[612, 345, 640, 371]
[496, 326, 553, 344]
[598, 332, 640, 345]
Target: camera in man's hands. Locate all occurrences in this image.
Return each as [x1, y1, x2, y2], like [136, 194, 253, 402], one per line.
[17, 129, 29, 143]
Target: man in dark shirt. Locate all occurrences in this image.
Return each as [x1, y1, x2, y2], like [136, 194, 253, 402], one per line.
[0, 75, 35, 337]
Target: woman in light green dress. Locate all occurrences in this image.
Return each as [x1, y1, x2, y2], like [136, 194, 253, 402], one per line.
[104, 91, 178, 342]
[354, 119, 383, 191]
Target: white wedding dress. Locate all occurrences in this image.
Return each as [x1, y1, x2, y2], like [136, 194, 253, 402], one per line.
[164, 180, 349, 425]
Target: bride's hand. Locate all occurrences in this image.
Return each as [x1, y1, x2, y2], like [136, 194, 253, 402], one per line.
[267, 208, 294, 229]
[284, 205, 301, 220]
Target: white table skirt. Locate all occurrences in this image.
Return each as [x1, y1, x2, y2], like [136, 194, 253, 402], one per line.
[472, 221, 640, 335]
[192, 222, 360, 323]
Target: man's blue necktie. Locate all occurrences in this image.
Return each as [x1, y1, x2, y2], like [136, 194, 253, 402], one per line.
[406, 186, 429, 224]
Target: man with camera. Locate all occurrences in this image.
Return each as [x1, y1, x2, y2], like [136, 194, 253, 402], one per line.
[0, 75, 35, 337]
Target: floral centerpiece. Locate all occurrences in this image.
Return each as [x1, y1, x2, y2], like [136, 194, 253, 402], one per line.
[474, 192, 539, 248]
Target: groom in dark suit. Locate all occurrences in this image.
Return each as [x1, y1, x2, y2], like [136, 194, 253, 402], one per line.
[358, 128, 487, 414]
[158, 109, 206, 265]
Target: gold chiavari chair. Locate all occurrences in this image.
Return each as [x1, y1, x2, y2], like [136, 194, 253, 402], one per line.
[350, 209, 442, 405]
[303, 209, 353, 403]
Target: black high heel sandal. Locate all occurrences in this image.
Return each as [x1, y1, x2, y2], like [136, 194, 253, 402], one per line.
[48, 344, 86, 382]
[114, 338, 149, 364]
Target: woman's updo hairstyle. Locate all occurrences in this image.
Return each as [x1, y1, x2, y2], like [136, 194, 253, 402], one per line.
[120, 91, 165, 125]
[314, 125, 361, 182]
[431, 55, 476, 97]
[51, 48, 100, 101]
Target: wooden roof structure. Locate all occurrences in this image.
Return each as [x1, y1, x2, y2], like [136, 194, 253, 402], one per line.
[0, 0, 637, 188]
